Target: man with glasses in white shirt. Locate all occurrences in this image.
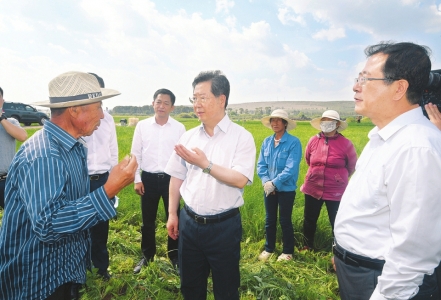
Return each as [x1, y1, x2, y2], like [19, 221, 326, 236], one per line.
[333, 42, 441, 299]
[131, 88, 185, 274]
[165, 70, 256, 299]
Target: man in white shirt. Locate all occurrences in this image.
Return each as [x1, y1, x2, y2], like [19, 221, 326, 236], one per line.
[165, 70, 256, 299]
[131, 89, 185, 274]
[81, 74, 118, 283]
[333, 42, 441, 299]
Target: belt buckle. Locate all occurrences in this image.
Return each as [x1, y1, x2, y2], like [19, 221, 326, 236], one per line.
[90, 174, 99, 180]
[194, 215, 206, 224]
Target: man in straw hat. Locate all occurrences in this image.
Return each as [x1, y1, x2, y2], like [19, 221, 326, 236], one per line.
[333, 42, 441, 299]
[0, 71, 137, 300]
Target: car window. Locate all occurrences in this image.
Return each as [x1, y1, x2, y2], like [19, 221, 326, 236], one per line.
[25, 106, 34, 112]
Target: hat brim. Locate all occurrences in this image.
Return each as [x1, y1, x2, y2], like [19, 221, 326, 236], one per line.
[33, 88, 120, 108]
[261, 116, 297, 131]
[310, 116, 348, 131]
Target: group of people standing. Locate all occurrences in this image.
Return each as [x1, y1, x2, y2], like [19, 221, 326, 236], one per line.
[257, 107, 357, 262]
[1, 40, 441, 300]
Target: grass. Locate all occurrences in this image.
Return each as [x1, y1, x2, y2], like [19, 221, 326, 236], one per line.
[2, 117, 374, 299]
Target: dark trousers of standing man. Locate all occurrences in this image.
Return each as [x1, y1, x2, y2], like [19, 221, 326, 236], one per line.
[89, 172, 111, 275]
[0, 177, 6, 209]
[334, 241, 439, 299]
[179, 206, 242, 300]
[141, 171, 178, 262]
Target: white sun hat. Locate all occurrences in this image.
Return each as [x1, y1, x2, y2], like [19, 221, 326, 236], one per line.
[261, 109, 297, 131]
[33, 71, 120, 108]
[310, 110, 348, 131]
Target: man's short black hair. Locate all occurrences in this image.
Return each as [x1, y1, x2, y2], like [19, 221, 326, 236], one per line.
[0, 87, 3, 97]
[153, 89, 176, 105]
[192, 70, 230, 108]
[88, 73, 105, 88]
[365, 41, 431, 105]
[50, 107, 67, 116]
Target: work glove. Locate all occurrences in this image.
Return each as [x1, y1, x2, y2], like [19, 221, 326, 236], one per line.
[264, 181, 276, 196]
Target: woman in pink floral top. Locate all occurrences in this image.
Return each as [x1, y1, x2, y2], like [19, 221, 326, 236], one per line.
[300, 110, 357, 251]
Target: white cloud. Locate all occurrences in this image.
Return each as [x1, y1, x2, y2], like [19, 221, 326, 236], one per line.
[10, 16, 34, 32]
[216, 0, 235, 14]
[48, 43, 70, 55]
[278, 0, 441, 37]
[313, 26, 345, 41]
[277, 7, 305, 26]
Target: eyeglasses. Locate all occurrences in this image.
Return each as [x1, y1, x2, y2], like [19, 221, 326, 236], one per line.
[354, 76, 395, 86]
[189, 96, 212, 105]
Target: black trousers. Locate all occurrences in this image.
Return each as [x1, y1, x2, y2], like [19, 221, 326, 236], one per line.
[45, 282, 73, 300]
[179, 207, 241, 300]
[89, 173, 110, 273]
[141, 171, 178, 261]
[0, 179, 5, 209]
[335, 243, 439, 299]
[303, 194, 340, 248]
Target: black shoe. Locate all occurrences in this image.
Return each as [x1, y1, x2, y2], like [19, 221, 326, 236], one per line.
[133, 257, 148, 274]
[97, 270, 112, 281]
[70, 283, 82, 300]
[171, 257, 179, 273]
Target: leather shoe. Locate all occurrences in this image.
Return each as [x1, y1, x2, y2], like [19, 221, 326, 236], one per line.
[97, 270, 112, 281]
[133, 257, 148, 274]
[171, 257, 179, 273]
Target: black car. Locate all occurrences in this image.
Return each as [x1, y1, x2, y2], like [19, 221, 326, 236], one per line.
[2, 102, 49, 126]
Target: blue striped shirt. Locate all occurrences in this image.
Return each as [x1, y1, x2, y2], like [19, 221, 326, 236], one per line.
[0, 121, 116, 300]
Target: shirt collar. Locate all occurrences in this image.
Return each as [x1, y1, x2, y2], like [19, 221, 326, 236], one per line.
[198, 113, 230, 135]
[43, 120, 83, 151]
[149, 116, 171, 125]
[370, 107, 424, 142]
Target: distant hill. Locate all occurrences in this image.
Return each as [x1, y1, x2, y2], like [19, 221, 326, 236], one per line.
[111, 100, 359, 119]
[227, 101, 357, 118]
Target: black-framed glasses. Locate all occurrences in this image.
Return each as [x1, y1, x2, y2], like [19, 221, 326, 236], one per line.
[354, 76, 395, 86]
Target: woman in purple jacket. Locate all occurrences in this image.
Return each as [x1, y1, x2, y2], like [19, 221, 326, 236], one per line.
[300, 110, 357, 251]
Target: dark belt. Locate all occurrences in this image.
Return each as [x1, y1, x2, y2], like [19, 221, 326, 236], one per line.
[184, 205, 240, 224]
[0, 173, 7, 181]
[89, 172, 109, 181]
[333, 242, 385, 271]
[143, 171, 169, 179]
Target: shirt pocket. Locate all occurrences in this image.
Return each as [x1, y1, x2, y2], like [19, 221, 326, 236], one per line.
[277, 150, 289, 168]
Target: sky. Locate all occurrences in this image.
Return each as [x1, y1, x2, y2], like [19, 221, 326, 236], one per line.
[1, 0, 441, 110]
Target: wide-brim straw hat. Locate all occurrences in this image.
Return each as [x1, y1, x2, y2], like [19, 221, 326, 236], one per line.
[33, 71, 120, 108]
[310, 110, 348, 131]
[261, 109, 297, 131]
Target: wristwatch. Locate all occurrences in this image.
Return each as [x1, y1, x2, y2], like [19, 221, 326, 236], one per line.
[202, 161, 213, 174]
[0, 114, 6, 122]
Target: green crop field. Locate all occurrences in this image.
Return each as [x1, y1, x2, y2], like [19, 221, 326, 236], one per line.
[1, 118, 374, 299]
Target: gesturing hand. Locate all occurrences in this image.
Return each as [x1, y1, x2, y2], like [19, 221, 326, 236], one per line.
[174, 144, 209, 169]
[104, 155, 138, 199]
[425, 103, 441, 131]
